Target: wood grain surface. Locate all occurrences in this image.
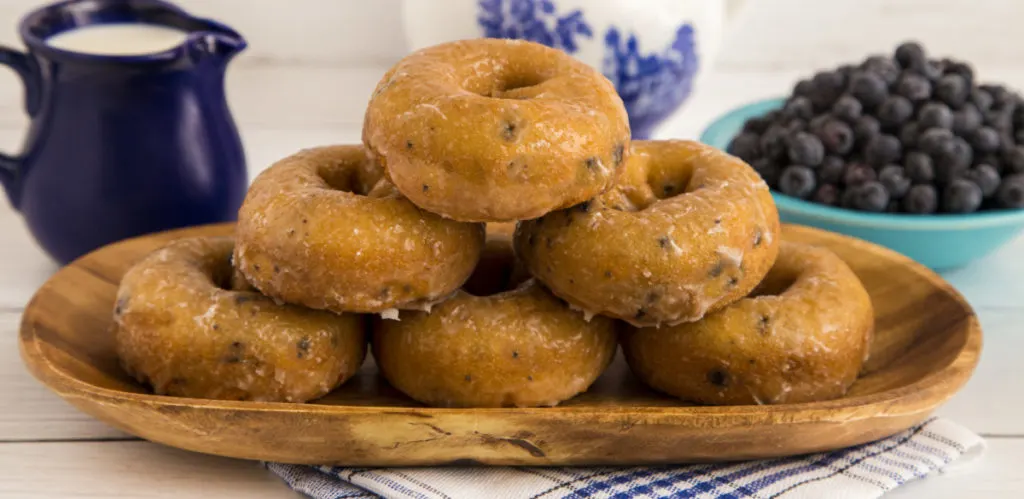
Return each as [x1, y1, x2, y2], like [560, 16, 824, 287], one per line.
[17, 222, 981, 466]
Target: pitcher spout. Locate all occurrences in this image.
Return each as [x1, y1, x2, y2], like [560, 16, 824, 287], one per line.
[186, 21, 247, 63]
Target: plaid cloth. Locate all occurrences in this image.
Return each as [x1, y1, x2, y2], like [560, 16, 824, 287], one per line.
[265, 417, 983, 499]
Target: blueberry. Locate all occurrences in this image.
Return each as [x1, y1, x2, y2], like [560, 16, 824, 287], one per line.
[1003, 146, 1024, 174]
[970, 127, 1002, 154]
[918, 128, 954, 157]
[812, 184, 840, 206]
[943, 61, 974, 87]
[964, 164, 1001, 197]
[742, 116, 772, 134]
[808, 114, 831, 136]
[849, 72, 889, 109]
[904, 152, 935, 184]
[759, 126, 789, 161]
[810, 71, 845, 110]
[934, 137, 973, 183]
[894, 41, 926, 68]
[887, 200, 902, 213]
[818, 156, 845, 185]
[816, 119, 855, 155]
[778, 165, 817, 198]
[952, 103, 983, 136]
[861, 56, 900, 86]
[899, 122, 920, 148]
[863, 134, 902, 167]
[975, 153, 1003, 173]
[903, 184, 939, 214]
[728, 132, 761, 162]
[879, 165, 912, 199]
[917, 102, 954, 130]
[943, 179, 983, 213]
[935, 74, 969, 108]
[997, 174, 1024, 209]
[991, 86, 1021, 108]
[896, 74, 932, 102]
[751, 158, 781, 186]
[853, 115, 881, 144]
[793, 79, 814, 97]
[786, 132, 825, 167]
[909, 59, 944, 82]
[783, 96, 814, 121]
[845, 181, 890, 212]
[876, 95, 914, 127]
[843, 162, 877, 186]
[971, 89, 994, 112]
[1016, 129, 1024, 145]
[832, 95, 862, 122]
[984, 109, 1014, 133]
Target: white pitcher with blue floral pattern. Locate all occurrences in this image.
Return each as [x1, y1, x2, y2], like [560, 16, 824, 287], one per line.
[401, 0, 728, 139]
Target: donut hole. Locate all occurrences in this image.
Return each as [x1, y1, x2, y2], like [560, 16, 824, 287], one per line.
[462, 241, 529, 297]
[465, 65, 548, 100]
[317, 163, 380, 196]
[749, 270, 798, 298]
[647, 162, 696, 202]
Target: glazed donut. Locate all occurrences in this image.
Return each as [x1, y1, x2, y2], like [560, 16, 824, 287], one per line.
[514, 140, 781, 327]
[234, 145, 485, 314]
[621, 241, 874, 405]
[363, 38, 631, 222]
[114, 237, 367, 403]
[372, 237, 617, 408]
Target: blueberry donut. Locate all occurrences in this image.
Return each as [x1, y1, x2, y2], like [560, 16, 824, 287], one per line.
[514, 140, 781, 327]
[363, 39, 631, 222]
[372, 236, 617, 408]
[234, 145, 485, 314]
[621, 241, 874, 405]
[114, 237, 367, 403]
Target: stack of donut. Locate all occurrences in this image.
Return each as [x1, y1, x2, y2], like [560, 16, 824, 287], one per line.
[113, 39, 874, 408]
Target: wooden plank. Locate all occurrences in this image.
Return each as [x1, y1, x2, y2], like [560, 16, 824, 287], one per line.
[0, 437, 1018, 498]
[0, 441, 297, 498]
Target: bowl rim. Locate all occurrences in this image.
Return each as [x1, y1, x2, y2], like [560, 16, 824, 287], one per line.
[700, 96, 1024, 230]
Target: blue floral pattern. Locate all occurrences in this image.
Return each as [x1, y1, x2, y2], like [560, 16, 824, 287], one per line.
[603, 24, 699, 138]
[476, 0, 700, 138]
[477, 0, 592, 53]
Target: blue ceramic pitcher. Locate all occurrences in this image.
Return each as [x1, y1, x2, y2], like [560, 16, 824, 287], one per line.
[0, 0, 248, 264]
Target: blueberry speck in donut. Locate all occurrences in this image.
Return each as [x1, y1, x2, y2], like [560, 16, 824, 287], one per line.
[707, 369, 729, 387]
[296, 337, 311, 359]
[501, 121, 518, 141]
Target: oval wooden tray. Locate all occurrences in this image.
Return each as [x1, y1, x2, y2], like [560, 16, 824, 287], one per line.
[19, 223, 981, 466]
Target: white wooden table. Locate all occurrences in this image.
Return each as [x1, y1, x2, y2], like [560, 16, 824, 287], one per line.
[0, 0, 1022, 497]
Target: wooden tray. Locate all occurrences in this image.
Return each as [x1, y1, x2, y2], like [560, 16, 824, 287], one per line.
[19, 223, 981, 466]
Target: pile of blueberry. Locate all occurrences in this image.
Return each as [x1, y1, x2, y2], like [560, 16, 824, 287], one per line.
[727, 41, 1024, 214]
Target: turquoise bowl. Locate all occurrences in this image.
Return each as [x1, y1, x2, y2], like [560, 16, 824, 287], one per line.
[700, 97, 1024, 271]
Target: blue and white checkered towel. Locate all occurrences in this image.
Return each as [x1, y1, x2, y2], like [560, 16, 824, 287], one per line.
[265, 418, 983, 499]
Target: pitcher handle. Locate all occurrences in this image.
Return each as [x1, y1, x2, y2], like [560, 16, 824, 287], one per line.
[0, 46, 40, 209]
